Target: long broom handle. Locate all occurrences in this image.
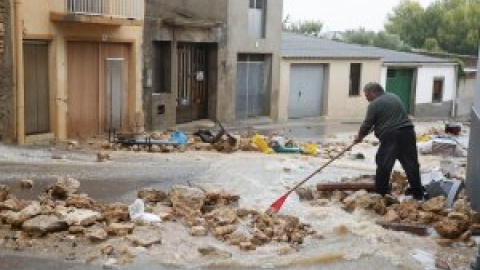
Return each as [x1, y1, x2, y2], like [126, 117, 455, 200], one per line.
[285, 142, 356, 196]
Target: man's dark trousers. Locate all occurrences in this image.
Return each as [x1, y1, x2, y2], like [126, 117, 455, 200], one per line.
[375, 126, 424, 199]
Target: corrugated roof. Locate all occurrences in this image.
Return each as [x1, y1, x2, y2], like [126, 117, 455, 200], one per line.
[282, 32, 454, 64]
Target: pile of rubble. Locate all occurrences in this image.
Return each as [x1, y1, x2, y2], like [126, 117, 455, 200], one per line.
[101, 131, 258, 154]
[0, 178, 316, 267]
[296, 172, 480, 246]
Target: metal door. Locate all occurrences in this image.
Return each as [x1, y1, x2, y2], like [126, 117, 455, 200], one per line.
[24, 41, 50, 135]
[386, 69, 414, 113]
[236, 58, 268, 119]
[176, 43, 208, 123]
[105, 58, 125, 131]
[288, 64, 324, 119]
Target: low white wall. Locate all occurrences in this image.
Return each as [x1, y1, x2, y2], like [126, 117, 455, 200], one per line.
[415, 65, 456, 104]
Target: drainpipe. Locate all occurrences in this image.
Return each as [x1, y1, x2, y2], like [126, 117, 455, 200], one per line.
[451, 63, 459, 119]
[13, 0, 25, 144]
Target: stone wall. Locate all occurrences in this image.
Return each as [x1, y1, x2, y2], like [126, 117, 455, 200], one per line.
[0, 0, 13, 142]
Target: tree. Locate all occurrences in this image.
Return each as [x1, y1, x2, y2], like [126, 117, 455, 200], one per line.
[341, 28, 410, 51]
[283, 19, 323, 36]
[386, 0, 480, 55]
[422, 38, 442, 52]
[385, 0, 426, 48]
[436, 0, 480, 55]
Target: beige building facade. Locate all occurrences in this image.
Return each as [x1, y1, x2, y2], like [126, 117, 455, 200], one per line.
[8, 0, 144, 143]
[279, 58, 382, 121]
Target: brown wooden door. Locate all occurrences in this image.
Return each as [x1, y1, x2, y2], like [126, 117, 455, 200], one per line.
[67, 42, 130, 138]
[176, 43, 208, 123]
[67, 42, 100, 138]
[24, 41, 50, 135]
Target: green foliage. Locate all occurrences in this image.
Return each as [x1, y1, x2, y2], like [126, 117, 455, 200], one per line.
[386, 0, 480, 55]
[385, 1, 425, 47]
[341, 28, 410, 51]
[283, 19, 323, 36]
[422, 38, 442, 52]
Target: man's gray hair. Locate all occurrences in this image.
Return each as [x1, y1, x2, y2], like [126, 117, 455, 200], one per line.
[363, 82, 385, 95]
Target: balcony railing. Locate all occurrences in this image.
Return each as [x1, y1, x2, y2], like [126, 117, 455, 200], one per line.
[51, 0, 144, 20]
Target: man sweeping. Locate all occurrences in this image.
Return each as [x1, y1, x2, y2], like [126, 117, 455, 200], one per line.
[354, 82, 425, 200]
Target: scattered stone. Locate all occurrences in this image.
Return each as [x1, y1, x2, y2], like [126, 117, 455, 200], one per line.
[86, 226, 108, 242]
[67, 140, 78, 147]
[447, 212, 470, 223]
[66, 194, 96, 209]
[1, 201, 42, 225]
[434, 219, 468, 239]
[127, 226, 162, 247]
[101, 244, 114, 255]
[206, 207, 237, 226]
[97, 151, 111, 162]
[58, 208, 101, 226]
[212, 224, 237, 238]
[383, 209, 400, 223]
[227, 231, 249, 246]
[310, 199, 330, 207]
[49, 177, 80, 199]
[190, 225, 208, 236]
[22, 215, 68, 235]
[276, 245, 297, 255]
[459, 230, 472, 242]
[51, 154, 65, 160]
[150, 205, 174, 221]
[421, 196, 446, 213]
[296, 187, 314, 201]
[102, 203, 130, 223]
[68, 225, 84, 234]
[0, 185, 10, 202]
[169, 186, 206, 217]
[137, 188, 167, 203]
[197, 246, 232, 258]
[239, 241, 256, 251]
[19, 179, 34, 189]
[0, 198, 25, 211]
[105, 223, 135, 236]
[65, 252, 76, 261]
[417, 211, 437, 224]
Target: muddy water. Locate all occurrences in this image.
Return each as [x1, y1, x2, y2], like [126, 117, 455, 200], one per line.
[2, 178, 159, 203]
[0, 145, 474, 269]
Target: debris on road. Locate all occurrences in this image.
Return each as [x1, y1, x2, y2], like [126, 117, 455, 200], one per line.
[0, 178, 317, 267]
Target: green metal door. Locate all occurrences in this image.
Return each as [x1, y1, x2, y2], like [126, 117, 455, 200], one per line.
[385, 69, 413, 112]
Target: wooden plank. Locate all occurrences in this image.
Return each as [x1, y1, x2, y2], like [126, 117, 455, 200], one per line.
[317, 182, 376, 192]
[376, 221, 429, 236]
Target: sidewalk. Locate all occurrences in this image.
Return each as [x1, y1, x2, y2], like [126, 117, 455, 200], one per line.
[175, 117, 361, 141]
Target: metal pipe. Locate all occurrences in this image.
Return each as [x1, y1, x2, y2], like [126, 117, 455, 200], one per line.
[13, 0, 25, 144]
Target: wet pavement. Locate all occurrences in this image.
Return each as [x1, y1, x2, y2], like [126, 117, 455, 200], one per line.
[0, 120, 474, 269]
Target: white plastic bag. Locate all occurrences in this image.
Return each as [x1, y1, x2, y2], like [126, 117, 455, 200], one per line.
[128, 199, 161, 223]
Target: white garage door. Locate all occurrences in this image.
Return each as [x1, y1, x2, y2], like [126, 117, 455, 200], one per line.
[288, 64, 324, 119]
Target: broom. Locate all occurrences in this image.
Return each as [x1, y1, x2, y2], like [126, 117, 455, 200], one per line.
[267, 142, 356, 214]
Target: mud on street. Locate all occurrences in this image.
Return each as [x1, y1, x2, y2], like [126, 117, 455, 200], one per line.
[0, 121, 477, 270]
